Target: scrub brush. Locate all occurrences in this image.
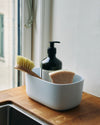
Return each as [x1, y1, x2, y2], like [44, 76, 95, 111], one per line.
[14, 56, 41, 79]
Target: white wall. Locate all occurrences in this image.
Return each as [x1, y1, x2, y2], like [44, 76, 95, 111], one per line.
[51, 0, 100, 97]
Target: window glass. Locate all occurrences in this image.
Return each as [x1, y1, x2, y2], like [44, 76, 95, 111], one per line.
[0, 0, 18, 90]
[0, 14, 4, 57]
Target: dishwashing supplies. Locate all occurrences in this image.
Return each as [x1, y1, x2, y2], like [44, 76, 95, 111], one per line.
[26, 68, 84, 110]
[15, 56, 41, 79]
[49, 70, 75, 84]
[41, 41, 62, 82]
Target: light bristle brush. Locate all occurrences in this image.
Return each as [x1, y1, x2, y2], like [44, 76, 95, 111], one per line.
[14, 56, 41, 79]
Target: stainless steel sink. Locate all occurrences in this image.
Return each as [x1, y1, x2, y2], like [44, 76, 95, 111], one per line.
[0, 102, 48, 125]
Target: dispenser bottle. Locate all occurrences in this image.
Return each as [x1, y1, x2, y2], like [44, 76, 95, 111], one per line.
[41, 41, 62, 82]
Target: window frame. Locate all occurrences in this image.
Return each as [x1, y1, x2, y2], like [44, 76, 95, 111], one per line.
[32, 0, 52, 67]
[20, 0, 33, 59]
[19, 0, 51, 65]
[17, 0, 52, 85]
[0, 14, 4, 60]
[17, 0, 33, 86]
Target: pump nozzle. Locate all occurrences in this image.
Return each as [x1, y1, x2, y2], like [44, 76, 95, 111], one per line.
[49, 41, 60, 48]
[48, 41, 61, 58]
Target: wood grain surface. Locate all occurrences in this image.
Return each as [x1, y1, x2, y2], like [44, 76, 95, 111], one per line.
[0, 86, 100, 125]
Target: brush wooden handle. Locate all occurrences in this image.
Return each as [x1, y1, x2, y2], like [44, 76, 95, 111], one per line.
[14, 66, 41, 79]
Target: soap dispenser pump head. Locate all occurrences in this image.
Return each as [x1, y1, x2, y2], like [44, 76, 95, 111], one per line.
[50, 41, 60, 48]
[48, 41, 60, 57]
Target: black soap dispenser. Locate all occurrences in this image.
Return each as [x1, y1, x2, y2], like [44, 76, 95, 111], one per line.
[41, 41, 62, 81]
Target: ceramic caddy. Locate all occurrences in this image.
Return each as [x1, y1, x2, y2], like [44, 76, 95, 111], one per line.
[25, 68, 84, 111]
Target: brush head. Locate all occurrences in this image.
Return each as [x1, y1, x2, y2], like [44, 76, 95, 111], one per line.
[15, 56, 41, 79]
[16, 56, 35, 71]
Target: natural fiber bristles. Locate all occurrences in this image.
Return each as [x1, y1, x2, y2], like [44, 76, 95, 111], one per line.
[17, 56, 35, 71]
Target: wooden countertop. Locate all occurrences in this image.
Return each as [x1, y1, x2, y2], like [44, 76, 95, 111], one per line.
[0, 86, 100, 125]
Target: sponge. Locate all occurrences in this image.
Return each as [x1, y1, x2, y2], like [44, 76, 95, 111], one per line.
[49, 70, 75, 84]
